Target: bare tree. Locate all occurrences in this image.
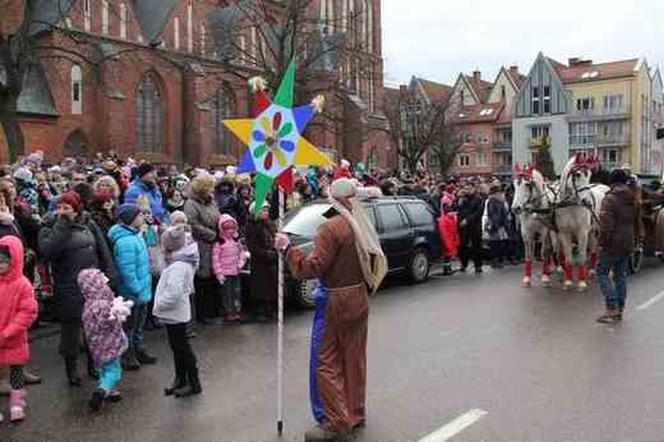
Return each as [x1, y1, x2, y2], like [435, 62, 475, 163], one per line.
[389, 91, 461, 175]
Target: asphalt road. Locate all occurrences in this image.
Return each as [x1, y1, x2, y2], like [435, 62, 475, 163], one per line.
[3, 260, 664, 442]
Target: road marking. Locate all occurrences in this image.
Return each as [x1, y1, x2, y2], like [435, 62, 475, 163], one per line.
[636, 291, 664, 310]
[419, 409, 488, 442]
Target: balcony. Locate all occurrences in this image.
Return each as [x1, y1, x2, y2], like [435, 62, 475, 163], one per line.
[530, 136, 551, 148]
[569, 134, 597, 148]
[597, 134, 631, 147]
[493, 141, 512, 151]
[568, 107, 631, 122]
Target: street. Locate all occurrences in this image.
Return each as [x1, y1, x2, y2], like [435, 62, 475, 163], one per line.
[3, 262, 664, 442]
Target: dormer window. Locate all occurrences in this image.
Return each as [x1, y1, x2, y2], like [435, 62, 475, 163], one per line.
[532, 86, 540, 114]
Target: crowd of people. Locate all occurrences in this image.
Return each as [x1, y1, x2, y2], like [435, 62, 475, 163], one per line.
[3, 149, 650, 424]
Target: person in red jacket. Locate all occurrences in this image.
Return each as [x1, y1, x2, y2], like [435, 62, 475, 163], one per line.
[0, 235, 39, 423]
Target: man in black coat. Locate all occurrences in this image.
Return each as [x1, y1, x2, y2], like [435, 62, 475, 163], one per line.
[455, 182, 485, 273]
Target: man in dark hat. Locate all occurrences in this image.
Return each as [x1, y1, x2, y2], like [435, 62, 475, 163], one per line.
[124, 163, 164, 224]
[596, 168, 644, 324]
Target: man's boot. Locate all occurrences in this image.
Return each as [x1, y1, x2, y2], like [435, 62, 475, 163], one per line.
[596, 309, 620, 324]
[122, 349, 141, 371]
[65, 358, 82, 387]
[174, 365, 202, 397]
[22, 368, 42, 385]
[304, 425, 346, 442]
[136, 348, 157, 365]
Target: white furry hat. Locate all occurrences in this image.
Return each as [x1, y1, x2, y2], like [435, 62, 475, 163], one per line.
[13, 167, 33, 182]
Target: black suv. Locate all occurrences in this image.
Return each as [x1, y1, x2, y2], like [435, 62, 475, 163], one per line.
[283, 196, 442, 308]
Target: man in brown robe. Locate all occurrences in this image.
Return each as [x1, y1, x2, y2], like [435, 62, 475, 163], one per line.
[276, 178, 387, 441]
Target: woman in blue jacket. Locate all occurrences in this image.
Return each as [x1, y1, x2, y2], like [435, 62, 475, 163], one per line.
[108, 204, 157, 370]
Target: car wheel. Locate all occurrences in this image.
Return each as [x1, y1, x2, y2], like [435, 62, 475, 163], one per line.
[629, 248, 643, 274]
[294, 279, 317, 309]
[409, 248, 430, 283]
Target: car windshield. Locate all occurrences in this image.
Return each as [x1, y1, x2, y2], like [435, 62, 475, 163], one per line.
[283, 203, 331, 238]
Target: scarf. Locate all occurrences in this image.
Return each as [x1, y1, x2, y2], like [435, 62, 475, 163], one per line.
[329, 179, 388, 293]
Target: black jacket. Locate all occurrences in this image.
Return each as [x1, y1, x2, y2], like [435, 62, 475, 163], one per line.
[456, 194, 484, 231]
[38, 213, 117, 320]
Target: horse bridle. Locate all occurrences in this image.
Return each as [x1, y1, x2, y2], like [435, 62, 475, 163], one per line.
[517, 178, 550, 214]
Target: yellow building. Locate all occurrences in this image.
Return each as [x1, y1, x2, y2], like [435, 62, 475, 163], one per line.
[561, 58, 653, 173]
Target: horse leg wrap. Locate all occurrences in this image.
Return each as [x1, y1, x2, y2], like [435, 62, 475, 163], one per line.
[590, 253, 599, 270]
[543, 256, 553, 275]
[564, 264, 574, 282]
[577, 264, 588, 282]
[524, 260, 533, 278]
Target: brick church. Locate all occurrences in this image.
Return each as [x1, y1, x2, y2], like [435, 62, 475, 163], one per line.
[0, 0, 396, 169]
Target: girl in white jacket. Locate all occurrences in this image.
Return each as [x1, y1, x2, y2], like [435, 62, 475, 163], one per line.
[153, 226, 201, 398]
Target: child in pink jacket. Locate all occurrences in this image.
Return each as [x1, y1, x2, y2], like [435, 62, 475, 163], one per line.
[211, 215, 249, 323]
[0, 236, 38, 423]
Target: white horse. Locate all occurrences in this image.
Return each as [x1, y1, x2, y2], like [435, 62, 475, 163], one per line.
[512, 165, 558, 288]
[554, 154, 609, 291]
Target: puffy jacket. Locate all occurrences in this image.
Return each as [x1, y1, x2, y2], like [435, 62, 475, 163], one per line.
[0, 236, 38, 365]
[79, 269, 128, 364]
[153, 242, 199, 324]
[124, 181, 164, 224]
[599, 184, 644, 256]
[39, 213, 117, 321]
[211, 214, 248, 281]
[456, 193, 484, 231]
[108, 224, 152, 305]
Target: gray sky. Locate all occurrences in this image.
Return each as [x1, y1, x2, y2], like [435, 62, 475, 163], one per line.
[382, 0, 662, 87]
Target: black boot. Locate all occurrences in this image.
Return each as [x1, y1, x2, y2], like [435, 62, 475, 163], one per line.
[65, 358, 82, 387]
[122, 349, 141, 371]
[89, 389, 105, 412]
[174, 365, 202, 397]
[164, 375, 187, 396]
[136, 349, 157, 365]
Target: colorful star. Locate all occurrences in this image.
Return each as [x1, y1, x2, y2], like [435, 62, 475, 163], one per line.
[223, 61, 334, 214]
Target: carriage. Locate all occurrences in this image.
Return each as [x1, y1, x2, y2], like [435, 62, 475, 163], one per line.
[628, 182, 664, 274]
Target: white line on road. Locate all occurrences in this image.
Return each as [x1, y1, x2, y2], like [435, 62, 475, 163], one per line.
[418, 409, 488, 442]
[636, 291, 664, 310]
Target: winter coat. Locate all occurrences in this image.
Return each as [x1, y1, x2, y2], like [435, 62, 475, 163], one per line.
[216, 187, 247, 229]
[245, 217, 278, 302]
[124, 180, 165, 224]
[153, 242, 199, 324]
[90, 209, 114, 246]
[211, 214, 248, 281]
[108, 224, 152, 305]
[39, 213, 118, 321]
[485, 194, 509, 241]
[184, 195, 220, 279]
[456, 193, 484, 233]
[0, 236, 38, 365]
[79, 269, 128, 364]
[599, 184, 644, 256]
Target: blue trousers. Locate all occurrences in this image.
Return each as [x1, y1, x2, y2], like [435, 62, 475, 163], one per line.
[597, 253, 629, 310]
[98, 359, 122, 392]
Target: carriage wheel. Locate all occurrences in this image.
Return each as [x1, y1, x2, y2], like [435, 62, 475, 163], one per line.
[629, 249, 643, 274]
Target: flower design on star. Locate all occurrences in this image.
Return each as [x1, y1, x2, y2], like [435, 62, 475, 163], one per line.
[252, 111, 296, 171]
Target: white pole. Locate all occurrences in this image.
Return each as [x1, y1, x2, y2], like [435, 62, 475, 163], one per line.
[277, 186, 284, 435]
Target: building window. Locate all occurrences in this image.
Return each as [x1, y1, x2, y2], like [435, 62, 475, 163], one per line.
[102, 0, 109, 34]
[83, 0, 91, 31]
[501, 85, 506, 101]
[200, 23, 206, 56]
[120, 3, 127, 39]
[531, 125, 550, 139]
[216, 88, 235, 155]
[365, 0, 373, 53]
[174, 17, 180, 50]
[476, 152, 487, 166]
[320, 0, 334, 33]
[71, 65, 83, 115]
[569, 122, 597, 146]
[458, 154, 470, 167]
[532, 86, 540, 114]
[187, 1, 193, 52]
[603, 95, 623, 114]
[368, 64, 375, 113]
[137, 73, 164, 153]
[543, 86, 551, 113]
[237, 35, 247, 64]
[460, 90, 465, 106]
[576, 97, 594, 111]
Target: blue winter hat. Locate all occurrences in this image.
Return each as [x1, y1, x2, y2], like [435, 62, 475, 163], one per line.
[114, 203, 141, 225]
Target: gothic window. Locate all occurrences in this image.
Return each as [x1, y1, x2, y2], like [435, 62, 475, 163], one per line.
[174, 17, 180, 50]
[102, 0, 109, 34]
[71, 65, 83, 115]
[137, 73, 164, 152]
[84, 0, 91, 31]
[215, 88, 235, 155]
[120, 3, 127, 39]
